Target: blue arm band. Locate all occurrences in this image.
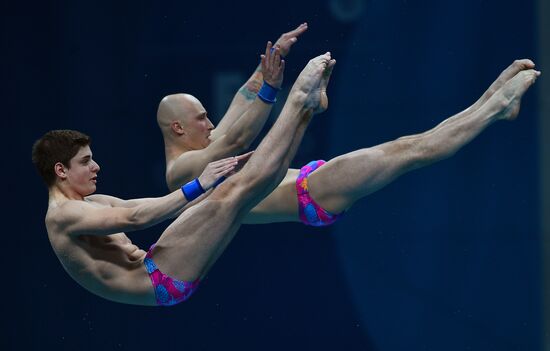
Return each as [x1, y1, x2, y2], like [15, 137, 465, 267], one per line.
[269, 46, 285, 58]
[257, 81, 280, 104]
[181, 178, 205, 202]
[212, 176, 226, 188]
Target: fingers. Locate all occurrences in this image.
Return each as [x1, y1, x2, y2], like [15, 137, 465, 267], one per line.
[260, 55, 266, 73]
[264, 41, 273, 58]
[272, 48, 282, 73]
[261, 41, 273, 71]
[279, 59, 286, 76]
[199, 156, 238, 189]
[217, 162, 237, 177]
[275, 22, 308, 56]
[211, 159, 237, 180]
[262, 41, 284, 87]
[209, 156, 239, 170]
[235, 150, 254, 161]
[210, 151, 253, 171]
[263, 41, 283, 69]
[212, 152, 254, 179]
[271, 45, 281, 69]
[269, 45, 276, 68]
[286, 22, 308, 38]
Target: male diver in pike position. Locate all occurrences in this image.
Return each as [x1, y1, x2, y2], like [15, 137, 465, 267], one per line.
[33, 51, 338, 306]
[157, 24, 540, 227]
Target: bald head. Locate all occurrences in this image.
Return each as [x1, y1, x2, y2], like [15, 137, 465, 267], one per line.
[157, 93, 205, 135]
[157, 94, 214, 151]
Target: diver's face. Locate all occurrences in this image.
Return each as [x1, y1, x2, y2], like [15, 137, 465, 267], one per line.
[183, 101, 214, 149]
[65, 145, 100, 196]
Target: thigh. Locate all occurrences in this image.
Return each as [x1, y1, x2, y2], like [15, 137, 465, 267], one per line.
[243, 169, 300, 224]
[308, 140, 419, 213]
[152, 195, 243, 282]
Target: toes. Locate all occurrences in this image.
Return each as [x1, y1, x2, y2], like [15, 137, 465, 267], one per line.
[512, 58, 535, 71]
[508, 69, 540, 94]
[529, 70, 541, 84]
[323, 59, 336, 76]
[310, 53, 331, 71]
[521, 69, 540, 82]
[490, 60, 530, 88]
[316, 52, 331, 62]
[498, 59, 536, 82]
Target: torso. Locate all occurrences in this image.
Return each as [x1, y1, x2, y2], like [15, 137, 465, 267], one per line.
[46, 199, 155, 305]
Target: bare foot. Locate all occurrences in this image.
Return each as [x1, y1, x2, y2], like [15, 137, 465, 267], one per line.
[488, 69, 541, 121]
[472, 59, 536, 111]
[292, 52, 336, 114]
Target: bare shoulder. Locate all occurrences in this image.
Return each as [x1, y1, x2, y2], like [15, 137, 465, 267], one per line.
[46, 199, 103, 234]
[46, 200, 86, 225]
[45, 201, 74, 237]
[167, 149, 207, 190]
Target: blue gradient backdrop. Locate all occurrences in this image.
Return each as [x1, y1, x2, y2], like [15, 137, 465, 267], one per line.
[5, 0, 540, 350]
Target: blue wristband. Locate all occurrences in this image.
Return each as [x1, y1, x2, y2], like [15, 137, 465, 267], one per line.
[269, 46, 285, 58]
[181, 178, 205, 201]
[257, 81, 280, 104]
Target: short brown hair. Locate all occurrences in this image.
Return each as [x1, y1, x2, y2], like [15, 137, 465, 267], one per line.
[32, 130, 92, 187]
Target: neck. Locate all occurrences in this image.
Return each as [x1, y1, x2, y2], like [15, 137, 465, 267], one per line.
[164, 136, 194, 165]
[48, 184, 84, 206]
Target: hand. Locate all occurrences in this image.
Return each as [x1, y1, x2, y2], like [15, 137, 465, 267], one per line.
[197, 157, 239, 190]
[227, 151, 254, 176]
[261, 41, 285, 89]
[274, 23, 308, 57]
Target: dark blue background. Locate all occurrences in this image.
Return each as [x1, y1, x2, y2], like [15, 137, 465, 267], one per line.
[5, 0, 542, 350]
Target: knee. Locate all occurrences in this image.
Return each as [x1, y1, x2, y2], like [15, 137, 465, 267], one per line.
[396, 134, 452, 167]
[379, 137, 428, 170]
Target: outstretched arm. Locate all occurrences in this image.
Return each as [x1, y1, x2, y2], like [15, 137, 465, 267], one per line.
[166, 45, 286, 190]
[210, 23, 308, 140]
[59, 157, 241, 236]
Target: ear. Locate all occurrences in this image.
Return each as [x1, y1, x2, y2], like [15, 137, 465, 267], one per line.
[54, 162, 68, 180]
[171, 121, 185, 135]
